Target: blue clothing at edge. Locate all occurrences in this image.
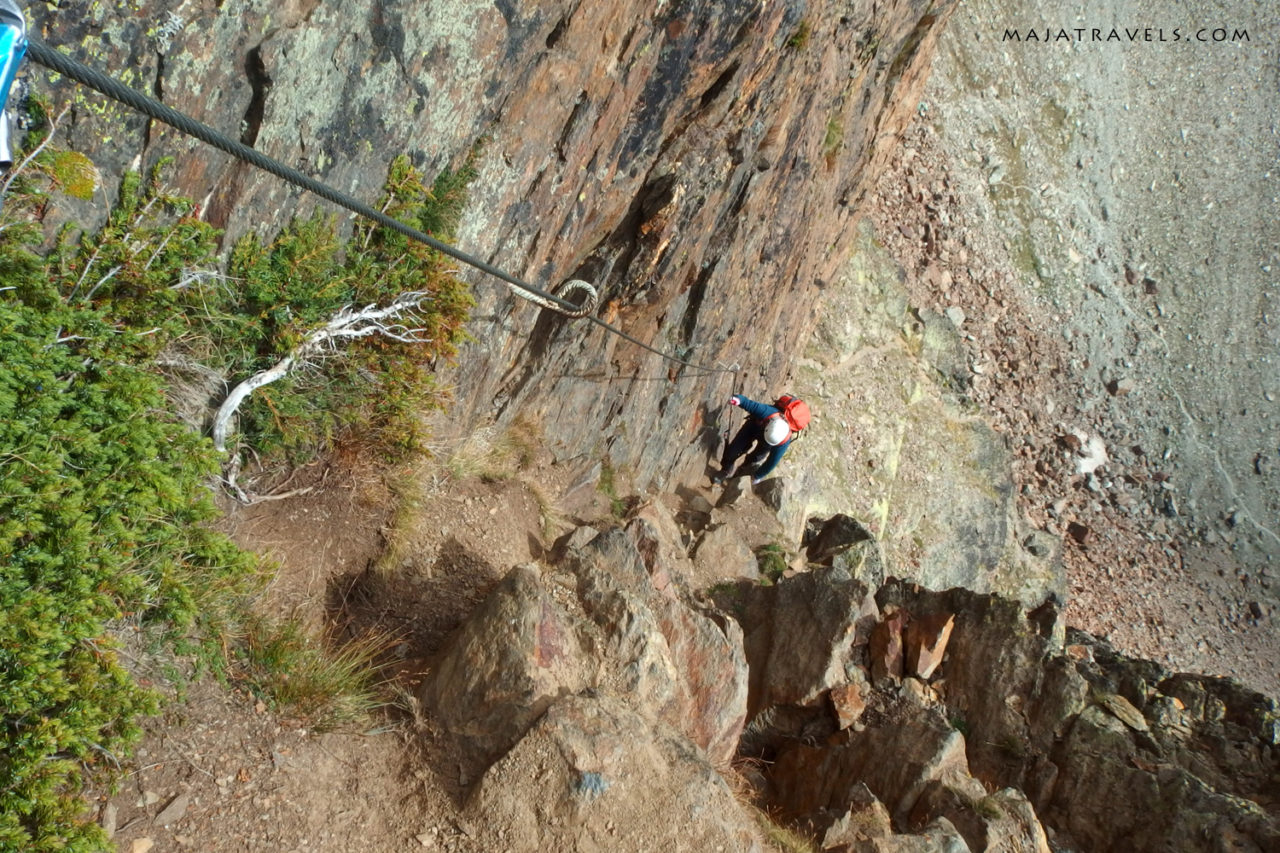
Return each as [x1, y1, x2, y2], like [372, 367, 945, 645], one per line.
[722, 395, 792, 479]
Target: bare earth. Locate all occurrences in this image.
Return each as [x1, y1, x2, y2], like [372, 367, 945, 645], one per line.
[94, 435, 756, 852]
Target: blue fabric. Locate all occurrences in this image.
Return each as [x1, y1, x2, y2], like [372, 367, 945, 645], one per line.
[0, 2, 26, 111]
[722, 395, 791, 479]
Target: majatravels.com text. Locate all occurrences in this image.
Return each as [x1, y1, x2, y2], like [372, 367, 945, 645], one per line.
[1003, 27, 1250, 43]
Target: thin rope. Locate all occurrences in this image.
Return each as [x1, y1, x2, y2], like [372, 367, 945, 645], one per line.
[25, 39, 735, 376]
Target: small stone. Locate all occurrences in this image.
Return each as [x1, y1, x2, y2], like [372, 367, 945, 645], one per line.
[1097, 693, 1149, 732]
[1106, 377, 1136, 396]
[154, 792, 190, 826]
[1022, 535, 1050, 557]
[101, 803, 118, 838]
[829, 682, 867, 729]
[1067, 522, 1090, 544]
[132, 840, 155, 853]
[944, 306, 966, 327]
[1065, 644, 1093, 662]
[905, 611, 955, 679]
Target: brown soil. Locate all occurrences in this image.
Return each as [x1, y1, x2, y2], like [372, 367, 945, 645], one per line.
[92, 431, 760, 852]
[91, 450, 526, 852]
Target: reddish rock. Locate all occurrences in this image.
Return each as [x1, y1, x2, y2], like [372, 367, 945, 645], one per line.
[870, 607, 910, 685]
[570, 527, 748, 766]
[905, 611, 956, 680]
[1065, 644, 1093, 663]
[830, 680, 868, 730]
[419, 564, 593, 765]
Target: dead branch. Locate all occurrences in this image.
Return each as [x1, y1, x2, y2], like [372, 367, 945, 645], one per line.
[213, 292, 436, 496]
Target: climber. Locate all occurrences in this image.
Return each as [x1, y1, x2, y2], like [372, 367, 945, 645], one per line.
[711, 393, 803, 485]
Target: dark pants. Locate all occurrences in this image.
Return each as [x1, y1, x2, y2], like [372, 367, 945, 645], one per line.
[720, 421, 768, 473]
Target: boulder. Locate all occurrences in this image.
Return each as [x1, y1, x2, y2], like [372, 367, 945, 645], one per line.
[566, 527, 748, 765]
[753, 477, 788, 514]
[833, 536, 890, 589]
[807, 514, 876, 563]
[769, 698, 981, 829]
[418, 564, 594, 766]
[626, 505, 697, 587]
[692, 523, 758, 581]
[909, 784, 1050, 853]
[465, 695, 765, 852]
[423, 523, 749, 770]
[739, 567, 874, 715]
[850, 818, 972, 852]
[810, 783, 893, 847]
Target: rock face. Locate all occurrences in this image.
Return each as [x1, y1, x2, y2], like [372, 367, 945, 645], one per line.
[30, 0, 957, 491]
[740, 569, 1280, 852]
[419, 521, 750, 777]
[416, 484, 1276, 851]
[788, 224, 1066, 608]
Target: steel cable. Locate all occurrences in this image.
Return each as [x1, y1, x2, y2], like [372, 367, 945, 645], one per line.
[25, 39, 735, 376]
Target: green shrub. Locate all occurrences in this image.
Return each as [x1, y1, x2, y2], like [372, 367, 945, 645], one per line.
[823, 117, 844, 168]
[0, 137, 476, 849]
[755, 543, 788, 584]
[598, 463, 627, 518]
[225, 153, 474, 461]
[0, 291, 255, 851]
[787, 20, 812, 50]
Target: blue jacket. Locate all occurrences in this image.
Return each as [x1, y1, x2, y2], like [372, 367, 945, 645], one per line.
[732, 395, 792, 478]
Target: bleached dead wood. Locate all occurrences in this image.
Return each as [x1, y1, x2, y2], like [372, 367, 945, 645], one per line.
[212, 292, 436, 497]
